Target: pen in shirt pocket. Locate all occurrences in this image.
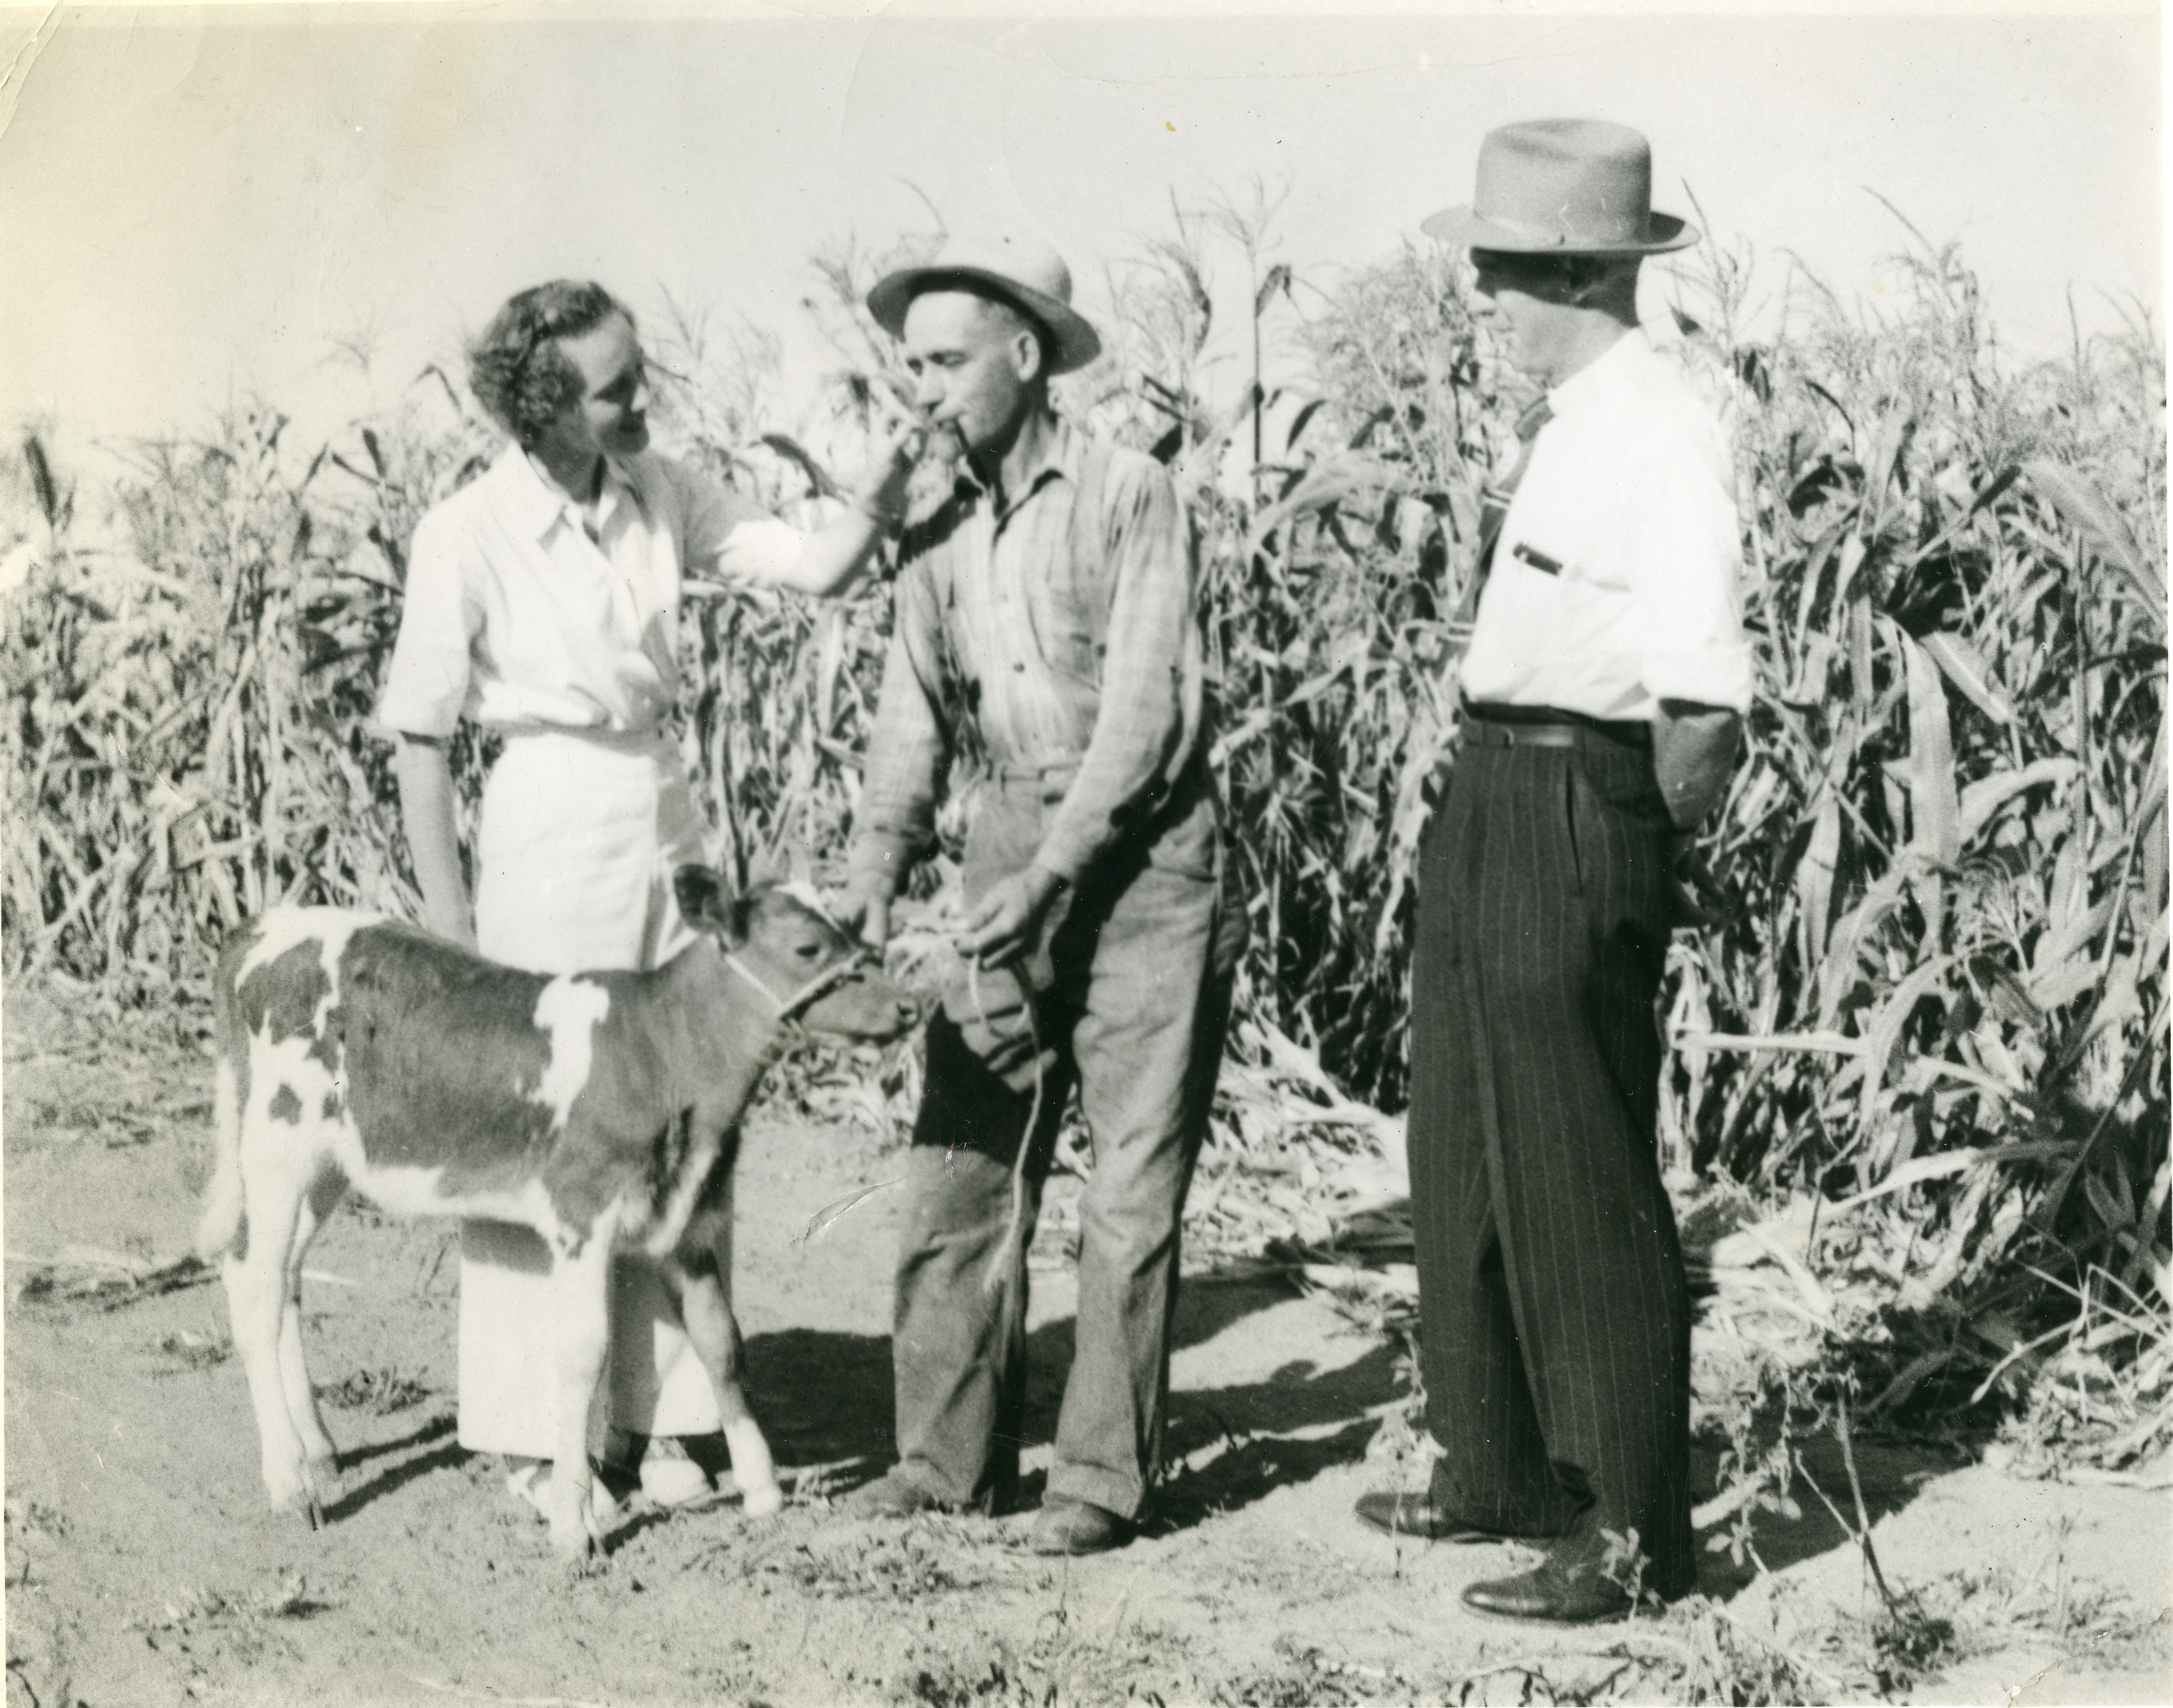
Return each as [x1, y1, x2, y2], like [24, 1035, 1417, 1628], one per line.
[1513, 541, 1564, 576]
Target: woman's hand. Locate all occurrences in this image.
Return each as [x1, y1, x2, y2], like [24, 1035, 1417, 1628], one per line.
[776, 400, 927, 598]
[850, 395, 925, 528]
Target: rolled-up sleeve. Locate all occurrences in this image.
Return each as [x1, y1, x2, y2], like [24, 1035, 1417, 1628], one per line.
[681, 464, 807, 587]
[1628, 420, 1755, 714]
[847, 565, 949, 894]
[375, 508, 481, 739]
[1035, 460, 1201, 884]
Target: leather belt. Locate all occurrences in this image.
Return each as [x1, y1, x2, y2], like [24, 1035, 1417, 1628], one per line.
[1460, 708, 1652, 751]
[1463, 720, 1581, 749]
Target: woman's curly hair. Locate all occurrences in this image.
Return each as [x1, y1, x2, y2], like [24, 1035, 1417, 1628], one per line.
[468, 281, 634, 447]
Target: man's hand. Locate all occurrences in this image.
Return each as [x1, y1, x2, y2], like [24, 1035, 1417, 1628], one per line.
[833, 880, 894, 952]
[961, 864, 1066, 968]
[1653, 700, 1743, 832]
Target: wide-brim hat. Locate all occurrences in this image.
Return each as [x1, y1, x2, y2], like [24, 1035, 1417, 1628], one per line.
[867, 232, 1103, 376]
[1422, 119, 1697, 256]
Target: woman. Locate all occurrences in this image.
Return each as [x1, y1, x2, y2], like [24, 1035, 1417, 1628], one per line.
[375, 279, 915, 1513]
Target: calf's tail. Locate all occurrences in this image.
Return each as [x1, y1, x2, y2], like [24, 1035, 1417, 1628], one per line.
[195, 965, 248, 1262]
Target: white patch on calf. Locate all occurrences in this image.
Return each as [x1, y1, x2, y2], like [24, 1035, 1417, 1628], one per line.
[234, 1030, 354, 1260]
[238, 907, 387, 1039]
[345, 1155, 561, 1232]
[531, 978, 611, 1133]
[245, 1032, 348, 1135]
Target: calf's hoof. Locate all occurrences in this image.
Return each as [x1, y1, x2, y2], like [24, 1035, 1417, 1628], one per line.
[739, 1480, 784, 1518]
[264, 1492, 323, 1532]
[720, 1420, 779, 1518]
[263, 1466, 326, 1532]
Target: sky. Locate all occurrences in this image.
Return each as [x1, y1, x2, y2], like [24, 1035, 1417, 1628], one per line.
[0, 2, 2161, 469]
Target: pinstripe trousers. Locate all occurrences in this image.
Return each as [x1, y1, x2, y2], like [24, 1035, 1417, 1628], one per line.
[1407, 722, 1695, 1596]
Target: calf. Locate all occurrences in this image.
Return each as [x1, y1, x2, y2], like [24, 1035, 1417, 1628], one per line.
[195, 865, 915, 1560]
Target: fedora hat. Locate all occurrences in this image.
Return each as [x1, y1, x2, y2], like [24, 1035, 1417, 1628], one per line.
[867, 232, 1103, 376]
[1422, 119, 1697, 255]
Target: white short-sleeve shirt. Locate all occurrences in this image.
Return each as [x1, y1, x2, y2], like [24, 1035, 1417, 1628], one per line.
[1463, 328, 1755, 720]
[375, 445, 805, 739]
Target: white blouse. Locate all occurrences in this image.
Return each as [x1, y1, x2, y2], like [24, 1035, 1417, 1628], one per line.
[375, 445, 803, 739]
[1463, 328, 1755, 721]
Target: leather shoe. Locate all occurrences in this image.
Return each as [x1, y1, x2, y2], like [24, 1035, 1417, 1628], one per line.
[1460, 1555, 1637, 1625]
[1353, 1490, 1528, 1542]
[1030, 1497, 1129, 1555]
[847, 1470, 950, 1517]
[638, 1436, 714, 1508]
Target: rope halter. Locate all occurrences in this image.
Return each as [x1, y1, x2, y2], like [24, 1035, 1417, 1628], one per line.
[722, 943, 876, 1041]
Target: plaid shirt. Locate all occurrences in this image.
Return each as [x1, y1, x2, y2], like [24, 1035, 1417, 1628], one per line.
[848, 417, 1203, 891]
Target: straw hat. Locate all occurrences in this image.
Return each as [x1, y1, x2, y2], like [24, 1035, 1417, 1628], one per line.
[1422, 119, 1697, 255]
[867, 232, 1103, 375]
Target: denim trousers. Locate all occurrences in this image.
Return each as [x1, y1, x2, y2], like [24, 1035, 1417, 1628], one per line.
[888, 777, 1241, 1518]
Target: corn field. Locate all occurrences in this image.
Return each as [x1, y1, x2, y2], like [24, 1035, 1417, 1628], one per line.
[4, 202, 2165, 1461]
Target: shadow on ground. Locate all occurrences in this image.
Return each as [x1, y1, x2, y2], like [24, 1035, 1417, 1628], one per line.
[312, 1412, 466, 1523]
[1690, 1434, 1972, 1599]
[737, 1271, 1399, 1528]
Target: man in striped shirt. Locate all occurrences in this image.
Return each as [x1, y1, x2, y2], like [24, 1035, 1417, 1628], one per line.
[837, 234, 1242, 1557]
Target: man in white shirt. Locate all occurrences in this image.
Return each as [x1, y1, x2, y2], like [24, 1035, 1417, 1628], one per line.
[1352, 121, 1750, 1623]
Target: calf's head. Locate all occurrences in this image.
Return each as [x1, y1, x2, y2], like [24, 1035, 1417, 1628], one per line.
[675, 865, 919, 1041]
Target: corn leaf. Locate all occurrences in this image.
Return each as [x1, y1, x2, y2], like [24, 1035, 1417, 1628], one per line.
[1893, 624, 1961, 867]
[2024, 456, 2167, 629]
[1958, 757, 2080, 846]
[1919, 630, 2015, 726]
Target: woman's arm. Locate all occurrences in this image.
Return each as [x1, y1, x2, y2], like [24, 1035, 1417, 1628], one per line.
[763, 409, 924, 597]
[394, 734, 476, 949]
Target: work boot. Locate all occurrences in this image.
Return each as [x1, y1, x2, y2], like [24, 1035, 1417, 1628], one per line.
[1030, 1497, 1129, 1555]
[848, 1468, 950, 1517]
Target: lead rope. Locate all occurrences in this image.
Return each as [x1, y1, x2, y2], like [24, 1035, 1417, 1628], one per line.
[965, 957, 1047, 1301]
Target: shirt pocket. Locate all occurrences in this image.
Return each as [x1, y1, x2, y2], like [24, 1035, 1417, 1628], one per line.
[1028, 560, 1105, 688]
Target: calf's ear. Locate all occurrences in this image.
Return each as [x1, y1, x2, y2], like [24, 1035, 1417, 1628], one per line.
[673, 865, 733, 933]
[746, 838, 788, 887]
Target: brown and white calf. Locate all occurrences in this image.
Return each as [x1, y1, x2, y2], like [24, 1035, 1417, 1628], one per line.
[195, 865, 915, 1560]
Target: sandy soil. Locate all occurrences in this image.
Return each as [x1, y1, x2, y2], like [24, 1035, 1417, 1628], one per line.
[5, 983, 2169, 1707]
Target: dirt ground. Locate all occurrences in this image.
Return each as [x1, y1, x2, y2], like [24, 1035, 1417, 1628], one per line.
[5, 982, 2169, 1708]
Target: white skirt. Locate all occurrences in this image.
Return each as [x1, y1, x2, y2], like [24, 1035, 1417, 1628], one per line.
[457, 726, 735, 1457]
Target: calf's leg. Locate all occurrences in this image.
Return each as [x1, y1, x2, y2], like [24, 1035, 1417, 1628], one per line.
[276, 1172, 348, 1480]
[546, 1234, 617, 1560]
[223, 1137, 325, 1526]
[672, 1197, 780, 1515]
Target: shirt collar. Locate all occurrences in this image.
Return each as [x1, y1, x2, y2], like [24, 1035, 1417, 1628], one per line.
[491, 443, 649, 541]
[1545, 324, 1654, 418]
[950, 414, 1082, 521]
